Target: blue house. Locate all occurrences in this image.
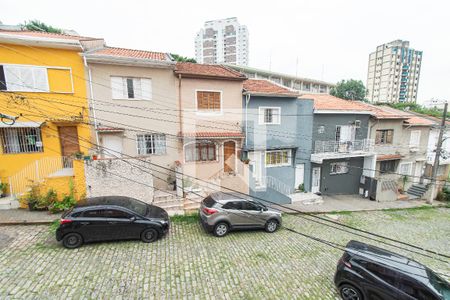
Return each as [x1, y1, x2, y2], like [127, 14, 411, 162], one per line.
[242, 79, 314, 204]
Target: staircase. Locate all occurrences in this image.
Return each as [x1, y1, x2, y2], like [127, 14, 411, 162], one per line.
[152, 190, 184, 216]
[406, 184, 429, 200]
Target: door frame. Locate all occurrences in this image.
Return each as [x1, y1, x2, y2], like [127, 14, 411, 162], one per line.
[295, 164, 305, 190]
[311, 167, 321, 193]
[222, 140, 237, 173]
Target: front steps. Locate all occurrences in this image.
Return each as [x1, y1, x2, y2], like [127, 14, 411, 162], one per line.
[0, 196, 20, 210]
[289, 192, 323, 205]
[406, 184, 428, 200]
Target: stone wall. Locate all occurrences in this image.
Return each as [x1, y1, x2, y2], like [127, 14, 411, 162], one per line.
[84, 158, 154, 203]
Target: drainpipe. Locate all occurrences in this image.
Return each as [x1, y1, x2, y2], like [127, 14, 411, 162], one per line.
[178, 74, 183, 135]
[83, 55, 100, 149]
[245, 93, 251, 149]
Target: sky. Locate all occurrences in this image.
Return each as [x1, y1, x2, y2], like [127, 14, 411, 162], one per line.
[2, 0, 450, 103]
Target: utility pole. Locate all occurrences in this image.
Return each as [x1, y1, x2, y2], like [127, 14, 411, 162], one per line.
[428, 101, 448, 204]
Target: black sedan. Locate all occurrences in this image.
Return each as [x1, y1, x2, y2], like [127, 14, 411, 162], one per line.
[56, 196, 170, 249]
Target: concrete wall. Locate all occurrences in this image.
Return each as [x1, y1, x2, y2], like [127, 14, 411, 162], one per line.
[87, 63, 179, 189]
[84, 158, 154, 203]
[296, 99, 314, 191]
[314, 157, 364, 195]
[313, 114, 370, 143]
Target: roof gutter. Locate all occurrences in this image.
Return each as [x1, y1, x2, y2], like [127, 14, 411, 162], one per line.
[0, 34, 82, 50]
[84, 55, 175, 68]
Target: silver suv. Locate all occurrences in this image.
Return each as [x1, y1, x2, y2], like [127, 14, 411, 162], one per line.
[199, 192, 282, 237]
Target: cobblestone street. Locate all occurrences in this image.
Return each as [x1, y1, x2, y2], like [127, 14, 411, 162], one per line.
[0, 208, 449, 299]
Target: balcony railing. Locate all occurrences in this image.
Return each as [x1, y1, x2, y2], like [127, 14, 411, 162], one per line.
[314, 139, 374, 154]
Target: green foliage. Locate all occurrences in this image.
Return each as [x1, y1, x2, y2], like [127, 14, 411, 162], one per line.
[170, 53, 197, 63]
[0, 182, 8, 195]
[402, 175, 408, 191]
[436, 187, 450, 202]
[297, 183, 305, 192]
[25, 183, 47, 210]
[25, 179, 77, 213]
[330, 79, 367, 101]
[170, 213, 199, 223]
[385, 102, 450, 119]
[21, 20, 63, 33]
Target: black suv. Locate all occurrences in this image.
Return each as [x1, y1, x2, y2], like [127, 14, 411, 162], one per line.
[334, 240, 450, 300]
[56, 196, 169, 248]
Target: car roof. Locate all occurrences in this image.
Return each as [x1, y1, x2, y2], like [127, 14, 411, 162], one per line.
[209, 191, 254, 203]
[75, 196, 146, 208]
[345, 240, 442, 291]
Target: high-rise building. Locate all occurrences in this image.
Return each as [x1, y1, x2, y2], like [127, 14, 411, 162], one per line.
[366, 40, 422, 103]
[195, 17, 248, 65]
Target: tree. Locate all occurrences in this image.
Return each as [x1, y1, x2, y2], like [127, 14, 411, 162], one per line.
[21, 20, 63, 34]
[330, 79, 367, 101]
[170, 53, 196, 63]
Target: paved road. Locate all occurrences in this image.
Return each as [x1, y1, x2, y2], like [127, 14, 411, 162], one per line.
[0, 208, 449, 299]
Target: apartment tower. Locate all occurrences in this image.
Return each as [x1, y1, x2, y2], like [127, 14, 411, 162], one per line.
[195, 17, 249, 65]
[366, 40, 422, 103]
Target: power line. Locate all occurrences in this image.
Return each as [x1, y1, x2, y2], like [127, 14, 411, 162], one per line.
[3, 99, 445, 184]
[10, 111, 450, 262]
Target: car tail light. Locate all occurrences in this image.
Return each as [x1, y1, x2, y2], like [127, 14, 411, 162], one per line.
[339, 257, 352, 268]
[60, 219, 72, 225]
[202, 207, 218, 215]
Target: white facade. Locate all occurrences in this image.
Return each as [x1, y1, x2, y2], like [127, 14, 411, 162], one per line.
[366, 40, 422, 103]
[195, 17, 249, 65]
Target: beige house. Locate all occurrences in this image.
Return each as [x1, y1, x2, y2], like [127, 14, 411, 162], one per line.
[367, 105, 432, 198]
[174, 63, 249, 193]
[83, 47, 179, 190]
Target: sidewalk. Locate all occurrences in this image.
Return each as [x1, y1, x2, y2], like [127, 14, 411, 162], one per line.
[280, 194, 447, 213]
[0, 209, 58, 225]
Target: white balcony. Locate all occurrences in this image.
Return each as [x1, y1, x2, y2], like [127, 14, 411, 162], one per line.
[311, 139, 375, 164]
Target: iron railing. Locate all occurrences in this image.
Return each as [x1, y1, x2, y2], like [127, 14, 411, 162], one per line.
[314, 139, 374, 154]
[8, 156, 73, 196]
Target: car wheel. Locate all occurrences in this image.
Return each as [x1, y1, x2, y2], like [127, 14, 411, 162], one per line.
[265, 219, 279, 233]
[339, 284, 363, 300]
[141, 228, 159, 243]
[213, 222, 229, 237]
[62, 233, 83, 249]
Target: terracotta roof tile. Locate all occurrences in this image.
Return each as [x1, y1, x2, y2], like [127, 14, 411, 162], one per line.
[89, 47, 170, 61]
[179, 132, 244, 138]
[175, 63, 246, 80]
[404, 116, 435, 126]
[300, 94, 370, 111]
[0, 30, 98, 41]
[243, 79, 299, 97]
[97, 127, 125, 132]
[377, 154, 403, 161]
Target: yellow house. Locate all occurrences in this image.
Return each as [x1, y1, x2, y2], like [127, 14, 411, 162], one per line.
[0, 30, 104, 206]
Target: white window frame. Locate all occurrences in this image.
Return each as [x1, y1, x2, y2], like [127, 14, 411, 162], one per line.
[195, 89, 223, 116]
[258, 106, 281, 125]
[330, 162, 349, 175]
[265, 149, 291, 167]
[1, 63, 73, 93]
[111, 76, 152, 101]
[136, 133, 166, 155]
[399, 162, 413, 176]
[183, 141, 219, 163]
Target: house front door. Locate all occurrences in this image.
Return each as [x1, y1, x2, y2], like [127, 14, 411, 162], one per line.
[311, 167, 321, 193]
[102, 134, 123, 158]
[414, 162, 422, 183]
[58, 126, 80, 157]
[223, 141, 236, 173]
[295, 164, 305, 190]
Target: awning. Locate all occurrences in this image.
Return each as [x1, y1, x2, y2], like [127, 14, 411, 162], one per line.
[0, 121, 44, 128]
[377, 154, 402, 161]
[179, 131, 244, 139]
[97, 127, 125, 133]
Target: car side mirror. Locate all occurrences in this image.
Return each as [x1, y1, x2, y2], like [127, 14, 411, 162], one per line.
[130, 216, 136, 222]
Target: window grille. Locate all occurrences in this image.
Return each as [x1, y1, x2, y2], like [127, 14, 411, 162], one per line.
[0, 127, 43, 154]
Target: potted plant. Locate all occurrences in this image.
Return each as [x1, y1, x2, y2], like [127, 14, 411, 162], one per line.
[73, 151, 84, 159]
[0, 182, 8, 198]
[242, 158, 250, 164]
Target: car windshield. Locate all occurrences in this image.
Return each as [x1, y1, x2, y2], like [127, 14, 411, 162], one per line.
[428, 270, 450, 299]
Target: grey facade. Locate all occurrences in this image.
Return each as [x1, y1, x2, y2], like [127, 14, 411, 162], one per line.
[311, 113, 375, 195]
[243, 93, 313, 204]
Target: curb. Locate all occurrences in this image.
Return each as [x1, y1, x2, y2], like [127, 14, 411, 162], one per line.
[0, 220, 55, 226]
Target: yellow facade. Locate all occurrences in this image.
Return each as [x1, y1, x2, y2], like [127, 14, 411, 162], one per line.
[0, 42, 91, 199]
